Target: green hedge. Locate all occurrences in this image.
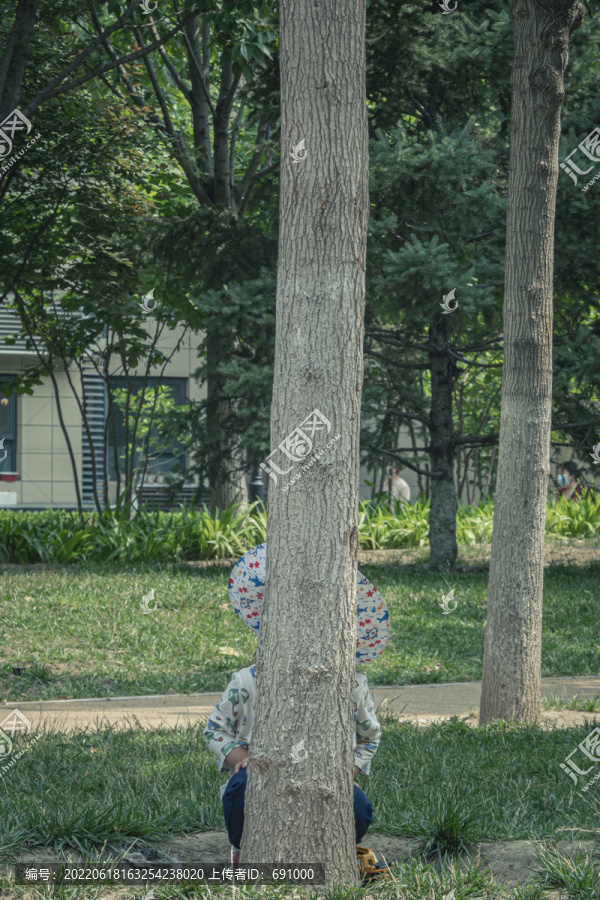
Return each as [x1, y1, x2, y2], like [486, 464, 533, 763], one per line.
[0, 494, 597, 564]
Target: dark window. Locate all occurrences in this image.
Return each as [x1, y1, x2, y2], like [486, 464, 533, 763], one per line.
[106, 377, 186, 481]
[0, 379, 17, 473]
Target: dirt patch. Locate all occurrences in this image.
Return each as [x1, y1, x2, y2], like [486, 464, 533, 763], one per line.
[185, 541, 600, 571]
[0, 540, 597, 574]
[396, 709, 600, 731]
[357, 539, 599, 569]
[0, 563, 74, 572]
[3, 833, 596, 892]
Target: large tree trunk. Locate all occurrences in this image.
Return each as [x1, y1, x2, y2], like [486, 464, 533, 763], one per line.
[241, 0, 369, 885]
[428, 315, 458, 570]
[480, 0, 584, 724]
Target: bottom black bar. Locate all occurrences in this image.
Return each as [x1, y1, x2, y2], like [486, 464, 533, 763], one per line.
[14, 863, 326, 885]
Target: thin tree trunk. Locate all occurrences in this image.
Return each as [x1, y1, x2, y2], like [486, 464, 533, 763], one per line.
[465, 453, 472, 505]
[0, 0, 38, 121]
[455, 379, 465, 504]
[102, 352, 111, 510]
[47, 367, 83, 515]
[241, 0, 369, 884]
[481, 444, 496, 499]
[427, 316, 458, 569]
[205, 324, 247, 514]
[408, 419, 424, 498]
[480, 0, 584, 724]
[213, 59, 236, 207]
[185, 11, 213, 181]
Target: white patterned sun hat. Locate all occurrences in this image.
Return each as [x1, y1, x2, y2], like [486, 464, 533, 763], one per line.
[228, 543, 391, 664]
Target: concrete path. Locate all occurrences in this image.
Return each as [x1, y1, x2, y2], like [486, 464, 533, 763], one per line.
[2, 675, 600, 733]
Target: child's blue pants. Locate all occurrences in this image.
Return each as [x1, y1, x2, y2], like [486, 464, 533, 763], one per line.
[222, 767, 374, 849]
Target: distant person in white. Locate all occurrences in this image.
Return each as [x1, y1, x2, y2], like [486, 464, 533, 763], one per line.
[384, 467, 411, 502]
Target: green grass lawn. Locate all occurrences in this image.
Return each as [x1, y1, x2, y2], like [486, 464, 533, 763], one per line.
[1, 717, 600, 891]
[0, 560, 599, 701]
[1, 558, 600, 898]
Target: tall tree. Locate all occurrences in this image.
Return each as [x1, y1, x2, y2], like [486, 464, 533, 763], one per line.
[89, 0, 281, 512]
[241, 0, 369, 885]
[358, 0, 511, 567]
[0, 85, 196, 514]
[480, 0, 585, 724]
[363, 120, 505, 567]
[0, 0, 280, 513]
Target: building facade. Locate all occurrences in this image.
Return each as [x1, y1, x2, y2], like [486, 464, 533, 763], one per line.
[0, 308, 205, 509]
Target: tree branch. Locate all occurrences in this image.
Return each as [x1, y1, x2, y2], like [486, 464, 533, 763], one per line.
[89, 7, 212, 207]
[466, 231, 496, 242]
[182, 15, 216, 118]
[236, 116, 268, 203]
[454, 338, 503, 352]
[453, 433, 499, 447]
[383, 407, 430, 426]
[374, 448, 441, 479]
[447, 348, 503, 368]
[365, 331, 431, 352]
[24, 7, 199, 118]
[230, 94, 245, 191]
[238, 157, 280, 216]
[365, 348, 429, 370]
[150, 21, 192, 101]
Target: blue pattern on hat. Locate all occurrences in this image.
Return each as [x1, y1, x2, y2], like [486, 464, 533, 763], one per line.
[228, 544, 391, 664]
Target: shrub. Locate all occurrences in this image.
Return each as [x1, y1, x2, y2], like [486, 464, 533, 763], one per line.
[0, 492, 597, 564]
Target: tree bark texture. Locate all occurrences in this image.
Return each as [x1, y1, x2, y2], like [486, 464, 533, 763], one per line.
[0, 0, 38, 122]
[428, 315, 458, 569]
[241, 0, 369, 886]
[480, 0, 584, 724]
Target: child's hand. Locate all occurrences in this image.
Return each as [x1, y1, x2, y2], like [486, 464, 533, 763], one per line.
[225, 746, 249, 772]
[234, 758, 249, 774]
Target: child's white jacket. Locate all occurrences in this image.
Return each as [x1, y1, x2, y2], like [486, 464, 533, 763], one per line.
[203, 665, 381, 799]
